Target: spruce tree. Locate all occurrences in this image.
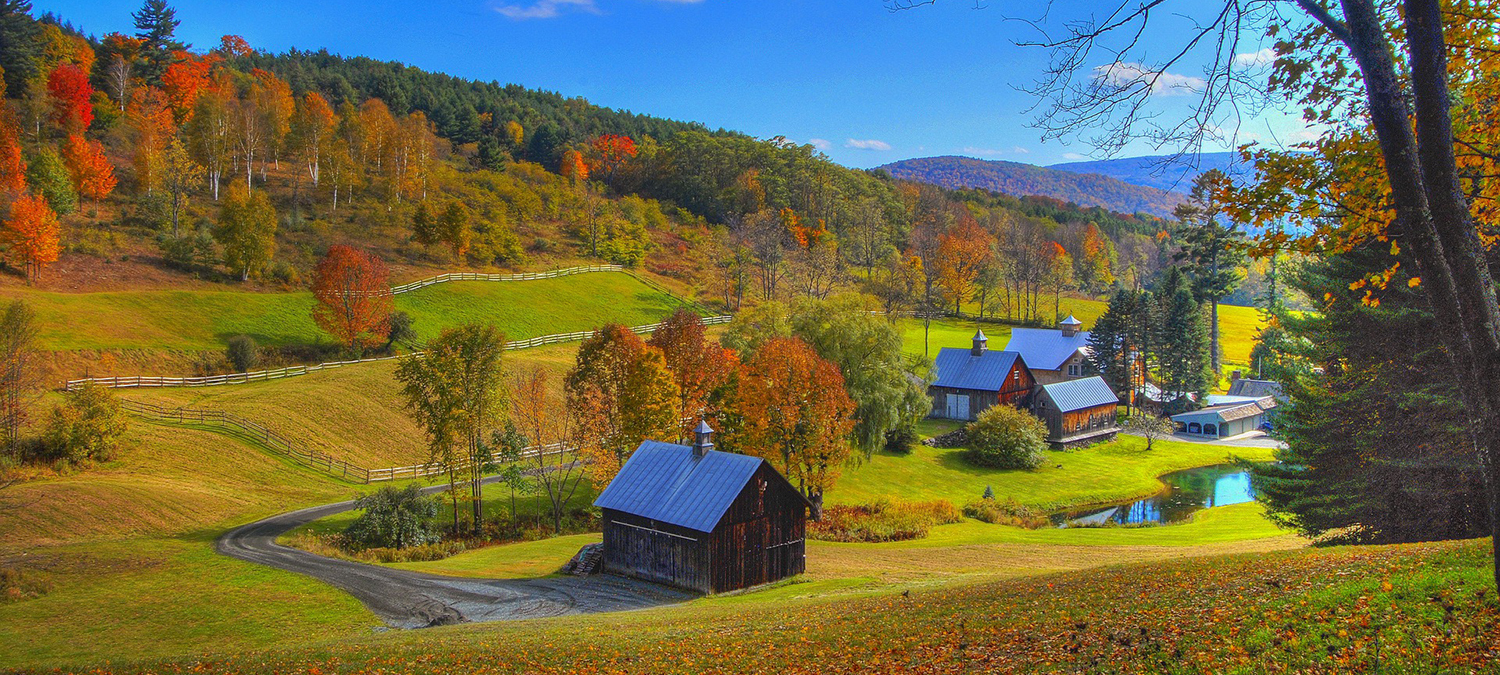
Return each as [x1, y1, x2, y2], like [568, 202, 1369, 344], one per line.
[132, 0, 183, 85]
[0, 1, 38, 97]
[1171, 169, 1247, 376]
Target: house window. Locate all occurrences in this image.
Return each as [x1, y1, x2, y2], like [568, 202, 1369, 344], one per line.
[1068, 365, 1078, 376]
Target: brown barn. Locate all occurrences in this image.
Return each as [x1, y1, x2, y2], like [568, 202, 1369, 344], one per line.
[927, 330, 1035, 421]
[1034, 376, 1120, 448]
[592, 423, 810, 594]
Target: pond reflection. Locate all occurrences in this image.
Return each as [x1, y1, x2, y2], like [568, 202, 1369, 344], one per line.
[1053, 464, 1255, 528]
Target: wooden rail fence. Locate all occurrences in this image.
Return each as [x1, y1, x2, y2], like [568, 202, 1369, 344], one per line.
[66, 315, 732, 391]
[387, 265, 622, 295]
[122, 399, 569, 484]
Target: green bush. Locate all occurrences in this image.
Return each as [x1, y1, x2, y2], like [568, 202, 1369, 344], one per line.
[964, 497, 1049, 529]
[225, 335, 259, 372]
[343, 484, 442, 550]
[809, 499, 961, 543]
[40, 384, 128, 464]
[964, 405, 1048, 470]
[883, 422, 920, 455]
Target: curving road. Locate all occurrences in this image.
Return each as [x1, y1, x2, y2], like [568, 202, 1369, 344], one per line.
[216, 479, 695, 629]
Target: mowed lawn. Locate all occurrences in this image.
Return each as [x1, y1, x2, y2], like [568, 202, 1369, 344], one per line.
[901, 299, 1265, 370]
[0, 271, 682, 351]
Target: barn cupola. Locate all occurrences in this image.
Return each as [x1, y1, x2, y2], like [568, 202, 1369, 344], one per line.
[692, 420, 715, 458]
[971, 329, 988, 356]
[1060, 314, 1082, 337]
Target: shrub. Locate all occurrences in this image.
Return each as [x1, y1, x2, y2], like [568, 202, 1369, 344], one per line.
[40, 383, 128, 464]
[225, 335, 259, 372]
[343, 484, 441, 551]
[0, 567, 51, 603]
[964, 497, 1049, 529]
[386, 311, 415, 349]
[964, 405, 1048, 470]
[883, 422, 920, 455]
[809, 499, 961, 542]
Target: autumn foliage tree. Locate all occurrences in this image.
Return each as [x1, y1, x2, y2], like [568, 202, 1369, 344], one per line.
[45, 63, 92, 133]
[311, 245, 394, 354]
[587, 134, 636, 186]
[729, 336, 854, 518]
[3, 193, 59, 282]
[645, 308, 737, 441]
[62, 135, 116, 219]
[0, 111, 24, 198]
[565, 323, 679, 486]
[934, 216, 993, 315]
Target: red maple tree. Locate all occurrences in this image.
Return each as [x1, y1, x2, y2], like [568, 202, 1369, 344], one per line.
[645, 308, 737, 440]
[0, 111, 25, 197]
[310, 245, 394, 353]
[46, 63, 93, 132]
[587, 134, 637, 185]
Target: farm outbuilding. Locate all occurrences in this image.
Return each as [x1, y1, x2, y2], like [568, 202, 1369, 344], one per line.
[1033, 376, 1120, 448]
[592, 423, 810, 594]
[927, 330, 1036, 421]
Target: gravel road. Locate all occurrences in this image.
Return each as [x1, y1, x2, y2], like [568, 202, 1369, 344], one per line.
[216, 480, 694, 629]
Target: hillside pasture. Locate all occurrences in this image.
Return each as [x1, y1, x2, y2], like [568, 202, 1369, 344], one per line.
[0, 272, 683, 353]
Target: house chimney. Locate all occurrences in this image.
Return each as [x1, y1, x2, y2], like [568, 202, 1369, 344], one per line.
[1231, 370, 1242, 383]
[1060, 314, 1082, 337]
[692, 420, 715, 458]
[971, 329, 988, 356]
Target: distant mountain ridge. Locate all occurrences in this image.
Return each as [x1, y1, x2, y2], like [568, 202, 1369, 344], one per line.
[1047, 152, 1248, 193]
[878, 155, 1188, 218]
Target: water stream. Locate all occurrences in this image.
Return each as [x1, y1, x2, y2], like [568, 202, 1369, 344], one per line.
[1052, 464, 1255, 528]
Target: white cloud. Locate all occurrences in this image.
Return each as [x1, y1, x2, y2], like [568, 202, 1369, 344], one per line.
[1061, 152, 1087, 161]
[1092, 61, 1205, 96]
[962, 146, 1006, 157]
[495, 0, 697, 19]
[1011, 146, 1030, 154]
[808, 138, 833, 151]
[1233, 48, 1276, 67]
[845, 138, 892, 151]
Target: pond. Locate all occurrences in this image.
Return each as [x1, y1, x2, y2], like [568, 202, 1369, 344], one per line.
[1052, 464, 1255, 528]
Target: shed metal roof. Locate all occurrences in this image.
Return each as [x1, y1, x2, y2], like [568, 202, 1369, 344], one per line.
[1171, 399, 1268, 424]
[1003, 328, 1092, 371]
[1227, 379, 1285, 401]
[592, 441, 767, 533]
[1040, 376, 1119, 412]
[932, 348, 1022, 391]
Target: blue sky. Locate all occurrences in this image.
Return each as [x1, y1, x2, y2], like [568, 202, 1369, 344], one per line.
[41, 0, 1312, 169]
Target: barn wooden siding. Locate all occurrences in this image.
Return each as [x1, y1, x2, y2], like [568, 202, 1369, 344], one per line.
[928, 362, 1037, 421]
[601, 463, 807, 594]
[706, 463, 807, 592]
[1040, 402, 1118, 439]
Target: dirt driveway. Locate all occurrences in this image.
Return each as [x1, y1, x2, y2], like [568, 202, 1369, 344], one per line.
[216, 481, 694, 629]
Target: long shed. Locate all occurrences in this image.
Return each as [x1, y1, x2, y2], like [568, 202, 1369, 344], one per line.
[592, 424, 810, 594]
[1034, 376, 1120, 448]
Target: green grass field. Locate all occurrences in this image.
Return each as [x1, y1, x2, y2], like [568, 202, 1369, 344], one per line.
[0, 272, 682, 352]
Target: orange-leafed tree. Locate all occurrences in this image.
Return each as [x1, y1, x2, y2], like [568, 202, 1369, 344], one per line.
[126, 86, 174, 195]
[62, 135, 117, 219]
[934, 216, 993, 315]
[559, 148, 589, 184]
[161, 51, 219, 122]
[4, 194, 60, 283]
[310, 245, 394, 354]
[728, 336, 853, 518]
[217, 34, 252, 57]
[46, 63, 93, 133]
[564, 324, 679, 486]
[290, 92, 336, 187]
[0, 110, 25, 198]
[645, 308, 738, 441]
[586, 134, 636, 186]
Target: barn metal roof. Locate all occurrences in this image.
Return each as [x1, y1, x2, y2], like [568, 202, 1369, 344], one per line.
[1040, 376, 1119, 412]
[932, 348, 1022, 391]
[592, 440, 767, 533]
[1003, 328, 1092, 371]
[1171, 398, 1270, 424]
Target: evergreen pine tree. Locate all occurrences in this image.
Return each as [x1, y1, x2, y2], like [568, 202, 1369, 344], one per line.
[132, 0, 183, 85]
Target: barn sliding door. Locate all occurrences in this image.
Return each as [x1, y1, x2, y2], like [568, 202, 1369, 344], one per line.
[947, 394, 970, 420]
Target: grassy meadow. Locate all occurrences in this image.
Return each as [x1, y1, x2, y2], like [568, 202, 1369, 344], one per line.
[0, 271, 682, 352]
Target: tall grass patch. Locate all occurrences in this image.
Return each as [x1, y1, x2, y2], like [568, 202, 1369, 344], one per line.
[809, 499, 961, 542]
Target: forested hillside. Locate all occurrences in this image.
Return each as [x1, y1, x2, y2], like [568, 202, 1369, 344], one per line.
[0, 1, 1195, 349]
[878, 155, 1187, 218]
[1048, 151, 1246, 193]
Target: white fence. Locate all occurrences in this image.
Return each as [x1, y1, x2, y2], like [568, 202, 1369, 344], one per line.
[388, 265, 622, 295]
[66, 315, 734, 391]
